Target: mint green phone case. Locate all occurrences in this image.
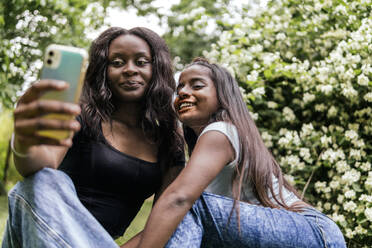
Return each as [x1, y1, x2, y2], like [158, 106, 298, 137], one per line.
[38, 44, 88, 140]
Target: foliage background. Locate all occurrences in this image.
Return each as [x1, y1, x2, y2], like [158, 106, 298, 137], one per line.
[202, 0, 371, 246]
[0, 0, 371, 247]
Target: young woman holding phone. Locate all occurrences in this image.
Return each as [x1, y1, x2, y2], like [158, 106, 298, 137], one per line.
[3, 27, 184, 247]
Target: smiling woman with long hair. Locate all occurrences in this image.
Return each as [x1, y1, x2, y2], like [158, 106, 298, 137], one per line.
[126, 58, 346, 248]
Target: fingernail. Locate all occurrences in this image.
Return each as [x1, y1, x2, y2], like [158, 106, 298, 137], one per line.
[55, 81, 68, 87]
[69, 104, 80, 112]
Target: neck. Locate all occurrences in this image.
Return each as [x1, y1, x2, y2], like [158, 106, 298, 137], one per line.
[191, 124, 207, 136]
[111, 103, 143, 127]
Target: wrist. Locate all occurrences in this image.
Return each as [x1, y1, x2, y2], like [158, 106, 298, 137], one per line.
[11, 133, 29, 158]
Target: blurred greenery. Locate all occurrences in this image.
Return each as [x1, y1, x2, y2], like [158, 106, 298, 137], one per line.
[0, 196, 7, 243]
[0, 0, 112, 108]
[115, 198, 153, 245]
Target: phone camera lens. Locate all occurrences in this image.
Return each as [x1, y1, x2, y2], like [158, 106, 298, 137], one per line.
[47, 59, 52, 65]
[49, 51, 54, 56]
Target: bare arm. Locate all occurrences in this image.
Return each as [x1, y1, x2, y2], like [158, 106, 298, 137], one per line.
[120, 232, 142, 248]
[13, 80, 81, 177]
[135, 131, 235, 248]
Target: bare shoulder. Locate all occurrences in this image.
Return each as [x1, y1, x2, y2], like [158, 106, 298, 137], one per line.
[194, 130, 235, 163]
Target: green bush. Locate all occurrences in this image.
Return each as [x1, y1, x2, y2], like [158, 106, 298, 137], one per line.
[204, 0, 371, 246]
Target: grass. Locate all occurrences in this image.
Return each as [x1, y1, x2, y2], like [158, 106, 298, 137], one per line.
[115, 198, 153, 246]
[0, 195, 8, 244]
[0, 195, 152, 246]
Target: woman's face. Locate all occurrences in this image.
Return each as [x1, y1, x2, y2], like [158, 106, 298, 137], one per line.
[174, 65, 219, 131]
[107, 34, 152, 103]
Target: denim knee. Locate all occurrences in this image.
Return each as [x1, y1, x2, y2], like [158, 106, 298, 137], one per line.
[16, 168, 75, 197]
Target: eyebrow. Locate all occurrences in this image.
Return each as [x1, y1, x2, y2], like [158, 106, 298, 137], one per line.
[110, 51, 151, 57]
[179, 76, 206, 84]
[190, 77, 207, 83]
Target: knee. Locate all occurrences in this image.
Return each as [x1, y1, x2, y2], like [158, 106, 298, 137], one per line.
[18, 168, 74, 196]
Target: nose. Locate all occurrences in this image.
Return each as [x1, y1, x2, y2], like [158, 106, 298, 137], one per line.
[177, 85, 191, 99]
[122, 61, 138, 75]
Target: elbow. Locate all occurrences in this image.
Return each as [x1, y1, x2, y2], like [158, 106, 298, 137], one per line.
[163, 190, 197, 210]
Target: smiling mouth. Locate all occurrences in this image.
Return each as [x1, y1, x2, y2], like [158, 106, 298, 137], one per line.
[119, 81, 142, 89]
[178, 102, 195, 111]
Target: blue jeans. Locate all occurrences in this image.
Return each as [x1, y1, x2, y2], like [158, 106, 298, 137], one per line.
[165, 192, 346, 248]
[2, 168, 346, 247]
[2, 168, 118, 248]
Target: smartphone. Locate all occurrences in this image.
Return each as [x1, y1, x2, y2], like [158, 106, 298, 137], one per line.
[37, 44, 88, 140]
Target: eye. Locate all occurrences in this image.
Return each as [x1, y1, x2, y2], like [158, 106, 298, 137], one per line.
[109, 58, 125, 67]
[136, 57, 151, 66]
[192, 83, 204, 90]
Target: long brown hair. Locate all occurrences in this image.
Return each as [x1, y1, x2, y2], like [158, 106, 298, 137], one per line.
[183, 58, 304, 212]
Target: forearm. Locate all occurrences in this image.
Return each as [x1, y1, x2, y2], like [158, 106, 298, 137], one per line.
[137, 191, 195, 248]
[136, 132, 234, 248]
[14, 147, 56, 177]
[120, 232, 142, 248]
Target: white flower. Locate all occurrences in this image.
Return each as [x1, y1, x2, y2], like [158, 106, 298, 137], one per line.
[344, 190, 356, 199]
[365, 172, 372, 190]
[335, 65, 345, 74]
[320, 136, 332, 147]
[300, 123, 314, 137]
[349, 149, 362, 160]
[283, 107, 296, 122]
[360, 162, 371, 171]
[324, 202, 331, 210]
[352, 139, 365, 148]
[276, 32, 286, 40]
[330, 180, 340, 189]
[250, 44, 263, 53]
[327, 106, 338, 117]
[364, 92, 372, 102]
[249, 112, 258, 121]
[261, 131, 273, 147]
[287, 155, 301, 168]
[332, 213, 345, 223]
[303, 93, 315, 103]
[337, 195, 344, 204]
[345, 228, 354, 239]
[252, 87, 265, 97]
[315, 104, 327, 112]
[332, 205, 340, 212]
[342, 85, 358, 98]
[364, 208, 372, 222]
[354, 226, 367, 235]
[315, 181, 327, 193]
[343, 201, 357, 212]
[262, 53, 277, 66]
[357, 74, 369, 86]
[359, 194, 372, 203]
[336, 160, 350, 173]
[299, 148, 311, 161]
[267, 101, 278, 109]
[247, 70, 259, 82]
[284, 174, 295, 186]
[317, 84, 333, 95]
[341, 169, 361, 185]
[345, 130, 358, 141]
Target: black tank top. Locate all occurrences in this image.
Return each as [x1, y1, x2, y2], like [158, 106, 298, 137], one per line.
[59, 117, 184, 238]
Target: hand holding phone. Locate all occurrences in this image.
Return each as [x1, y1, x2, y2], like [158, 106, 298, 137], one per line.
[13, 44, 88, 148]
[37, 44, 88, 140]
